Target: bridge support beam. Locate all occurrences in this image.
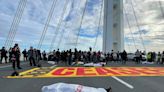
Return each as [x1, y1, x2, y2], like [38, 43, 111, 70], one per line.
[103, 0, 124, 53]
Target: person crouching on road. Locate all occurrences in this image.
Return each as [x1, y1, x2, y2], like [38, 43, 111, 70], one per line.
[28, 47, 36, 66]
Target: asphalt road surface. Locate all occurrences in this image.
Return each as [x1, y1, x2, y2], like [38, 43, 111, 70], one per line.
[0, 61, 164, 92]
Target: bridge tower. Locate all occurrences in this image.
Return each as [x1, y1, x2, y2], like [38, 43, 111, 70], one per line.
[103, 0, 124, 53]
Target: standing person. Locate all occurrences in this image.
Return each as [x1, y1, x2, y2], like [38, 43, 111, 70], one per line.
[13, 44, 22, 69]
[0, 47, 8, 64]
[161, 51, 164, 64]
[157, 52, 161, 64]
[36, 49, 41, 66]
[135, 49, 141, 64]
[9, 48, 12, 63]
[68, 49, 72, 65]
[22, 49, 28, 61]
[28, 47, 36, 66]
[121, 50, 127, 64]
[56, 49, 60, 64]
[111, 50, 114, 62]
[11, 47, 17, 70]
[117, 51, 120, 62]
[42, 51, 47, 61]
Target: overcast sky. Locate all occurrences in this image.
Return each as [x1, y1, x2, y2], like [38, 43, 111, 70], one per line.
[0, 0, 163, 52]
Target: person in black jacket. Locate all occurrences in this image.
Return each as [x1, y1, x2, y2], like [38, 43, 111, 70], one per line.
[0, 47, 8, 64]
[13, 44, 22, 69]
[28, 47, 36, 66]
[121, 50, 127, 64]
[22, 49, 28, 61]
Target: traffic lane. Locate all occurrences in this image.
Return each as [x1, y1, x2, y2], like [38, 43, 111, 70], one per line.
[119, 76, 164, 92]
[0, 77, 134, 92]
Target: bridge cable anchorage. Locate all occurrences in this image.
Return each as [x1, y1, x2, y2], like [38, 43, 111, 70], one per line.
[123, 6, 137, 50]
[57, 0, 76, 50]
[4, 0, 27, 49]
[49, 0, 70, 52]
[37, 0, 58, 50]
[75, 0, 88, 48]
[130, 0, 146, 52]
[93, 0, 103, 51]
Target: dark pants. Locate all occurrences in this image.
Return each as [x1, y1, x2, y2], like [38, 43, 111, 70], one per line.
[12, 57, 21, 70]
[16, 56, 21, 68]
[24, 56, 28, 61]
[68, 57, 72, 65]
[161, 58, 164, 64]
[0, 55, 7, 63]
[136, 57, 140, 64]
[12, 60, 17, 70]
[29, 57, 36, 66]
[122, 58, 127, 64]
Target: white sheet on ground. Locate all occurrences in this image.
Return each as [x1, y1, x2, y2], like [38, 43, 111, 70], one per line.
[84, 62, 106, 67]
[48, 61, 56, 65]
[141, 61, 154, 64]
[42, 83, 107, 92]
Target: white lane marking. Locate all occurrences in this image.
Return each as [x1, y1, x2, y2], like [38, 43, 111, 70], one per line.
[0, 62, 28, 69]
[112, 76, 134, 89]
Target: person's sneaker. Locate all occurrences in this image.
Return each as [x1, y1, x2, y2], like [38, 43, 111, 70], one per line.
[106, 87, 112, 92]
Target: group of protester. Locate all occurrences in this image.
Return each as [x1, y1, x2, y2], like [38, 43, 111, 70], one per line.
[147, 51, 164, 64]
[47, 48, 129, 65]
[0, 44, 47, 70]
[0, 44, 164, 70]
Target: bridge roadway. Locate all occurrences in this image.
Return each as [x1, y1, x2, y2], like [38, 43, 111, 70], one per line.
[0, 61, 164, 92]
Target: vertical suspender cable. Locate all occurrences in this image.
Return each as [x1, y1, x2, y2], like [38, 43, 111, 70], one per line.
[49, 0, 70, 51]
[75, 0, 88, 48]
[93, 0, 103, 50]
[37, 0, 58, 50]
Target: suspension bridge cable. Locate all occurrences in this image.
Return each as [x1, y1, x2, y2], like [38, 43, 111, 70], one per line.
[93, 0, 103, 50]
[62, 0, 83, 50]
[123, 6, 137, 50]
[56, 23, 66, 49]
[75, 0, 88, 48]
[4, 0, 22, 48]
[49, 0, 70, 52]
[37, 0, 58, 49]
[130, 0, 146, 51]
[57, 0, 75, 49]
[158, 0, 164, 18]
[9, 0, 27, 48]
[4, 0, 26, 49]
